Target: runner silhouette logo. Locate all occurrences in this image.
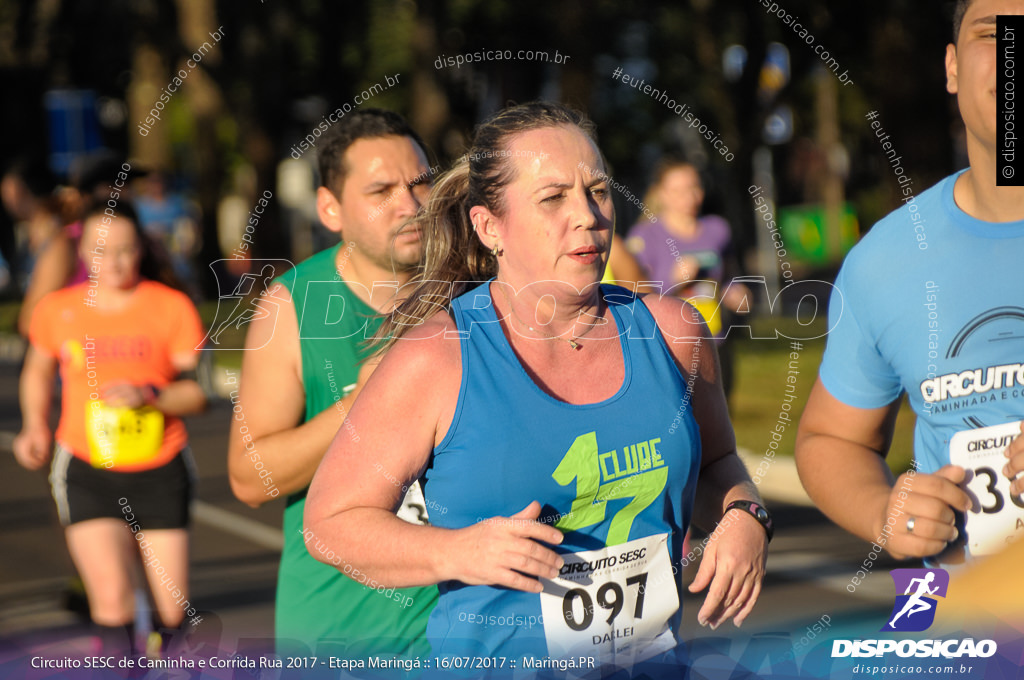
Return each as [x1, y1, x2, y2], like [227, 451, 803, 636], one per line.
[882, 568, 949, 632]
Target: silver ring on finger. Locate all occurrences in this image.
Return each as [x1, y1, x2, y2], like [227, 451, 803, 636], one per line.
[906, 516, 916, 533]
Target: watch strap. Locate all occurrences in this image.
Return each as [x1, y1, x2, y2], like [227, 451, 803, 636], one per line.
[725, 500, 773, 542]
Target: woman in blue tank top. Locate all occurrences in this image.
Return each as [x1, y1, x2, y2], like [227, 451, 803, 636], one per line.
[305, 102, 770, 678]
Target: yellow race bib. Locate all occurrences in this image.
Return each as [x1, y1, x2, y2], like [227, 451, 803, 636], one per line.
[85, 400, 164, 468]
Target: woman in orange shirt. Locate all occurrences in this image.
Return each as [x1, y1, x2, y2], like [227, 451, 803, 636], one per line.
[13, 203, 207, 656]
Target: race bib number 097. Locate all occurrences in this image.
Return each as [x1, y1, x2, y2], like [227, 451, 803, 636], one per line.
[539, 533, 678, 668]
[949, 421, 1024, 556]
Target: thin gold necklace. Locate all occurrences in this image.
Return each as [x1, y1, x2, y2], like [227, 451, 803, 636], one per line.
[497, 283, 599, 350]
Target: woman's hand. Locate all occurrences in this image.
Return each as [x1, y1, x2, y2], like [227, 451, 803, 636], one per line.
[448, 501, 565, 593]
[13, 424, 52, 471]
[100, 382, 155, 409]
[687, 509, 768, 629]
[672, 255, 701, 286]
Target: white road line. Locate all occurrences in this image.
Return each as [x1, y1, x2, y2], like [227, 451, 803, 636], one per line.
[0, 430, 284, 551]
[193, 501, 283, 551]
[1, 430, 280, 553]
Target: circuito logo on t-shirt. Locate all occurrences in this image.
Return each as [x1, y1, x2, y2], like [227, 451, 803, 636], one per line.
[90, 335, 153, 361]
[881, 568, 948, 632]
[919, 306, 1024, 427]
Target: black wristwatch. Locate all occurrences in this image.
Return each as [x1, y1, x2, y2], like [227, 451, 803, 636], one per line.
[143, 383, 162, 405]
[725, 500, 774, 543]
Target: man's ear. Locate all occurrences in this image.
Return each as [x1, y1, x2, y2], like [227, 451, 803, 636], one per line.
[469, 205, 501, 250]
[316, 186, 344, 234]
[946, 44, 959, 95]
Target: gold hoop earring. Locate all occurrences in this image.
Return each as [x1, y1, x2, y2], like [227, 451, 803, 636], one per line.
[492, 245, 502, 257]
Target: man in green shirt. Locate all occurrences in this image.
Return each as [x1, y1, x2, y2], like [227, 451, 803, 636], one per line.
[228, 109, 437, 658]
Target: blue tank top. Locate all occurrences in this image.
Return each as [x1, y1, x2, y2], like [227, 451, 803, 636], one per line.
[423, 280, 701, 671]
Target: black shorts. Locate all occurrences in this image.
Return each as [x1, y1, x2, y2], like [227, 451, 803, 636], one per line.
[49, 444, 196, 529]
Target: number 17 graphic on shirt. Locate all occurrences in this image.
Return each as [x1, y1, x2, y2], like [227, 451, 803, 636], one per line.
[551, 431, 669, 545]
[539, 431, 679, 665]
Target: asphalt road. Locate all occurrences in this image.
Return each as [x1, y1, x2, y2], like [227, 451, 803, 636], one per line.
[0, 358, 902, 678]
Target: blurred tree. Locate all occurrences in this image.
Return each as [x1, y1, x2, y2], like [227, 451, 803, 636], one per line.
[0, 0, 963, 298]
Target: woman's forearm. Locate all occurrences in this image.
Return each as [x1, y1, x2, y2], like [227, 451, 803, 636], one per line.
[153, 379, 207, 417]
[304, 506, 455, 588]
[20, 350, 56, 430]
[692, 452, 762, 533]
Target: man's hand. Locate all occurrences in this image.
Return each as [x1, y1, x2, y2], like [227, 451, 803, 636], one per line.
[879, 465, 971, 560]
[1004, 421, 1024, 496]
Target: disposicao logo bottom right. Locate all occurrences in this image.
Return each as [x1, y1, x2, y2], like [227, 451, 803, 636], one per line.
[882, 568, 949, 632]
[831, 567, 998, 660]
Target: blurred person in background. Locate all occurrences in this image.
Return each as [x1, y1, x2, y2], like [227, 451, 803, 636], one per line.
[626, 159, 749, 399]
[60, 153, 144, 289]
[1, 158, 76, 336]
[134, 170, 202, 299]
[228, 109, 439, 657]
[305, 102, 769, 677]
[13, 203, 207, 657]
[604, 232, 646, 290]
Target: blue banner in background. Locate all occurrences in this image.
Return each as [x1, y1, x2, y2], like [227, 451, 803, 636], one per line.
[45, 89, 104, 176]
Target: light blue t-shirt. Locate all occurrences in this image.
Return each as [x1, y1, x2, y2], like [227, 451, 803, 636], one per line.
[820, 170, 1024, 474]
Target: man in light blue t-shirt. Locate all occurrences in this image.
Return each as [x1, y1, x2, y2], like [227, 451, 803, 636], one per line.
[796, 0, 1024, 568]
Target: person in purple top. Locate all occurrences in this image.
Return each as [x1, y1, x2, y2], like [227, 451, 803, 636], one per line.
[626, 159, 748, 397]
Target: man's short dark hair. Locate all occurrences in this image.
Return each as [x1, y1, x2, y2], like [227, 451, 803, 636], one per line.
[317, 108, 428, 195]
[953, 0, 973, 44]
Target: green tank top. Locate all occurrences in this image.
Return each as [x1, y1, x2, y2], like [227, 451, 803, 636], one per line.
[273, 243, 438, 657]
